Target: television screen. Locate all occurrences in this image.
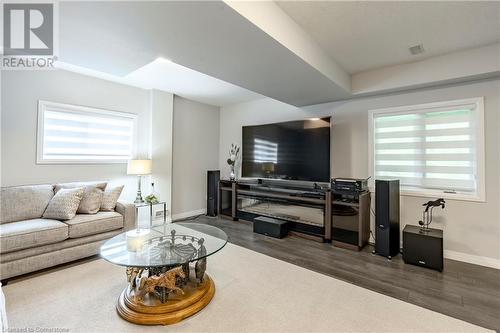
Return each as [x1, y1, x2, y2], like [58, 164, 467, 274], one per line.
[242, 117, 331, 182]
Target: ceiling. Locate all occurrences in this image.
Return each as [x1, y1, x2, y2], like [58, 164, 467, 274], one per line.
[124, 58, 262, 106]
[59, 1, 350, 107]
[56, 58, 262, 107]
[276, 1, 500, 74]
[56, 1, 500, 107]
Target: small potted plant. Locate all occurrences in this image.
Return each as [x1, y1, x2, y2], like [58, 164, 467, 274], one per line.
[227, 143, 240, 181]
[145, 182, 159, 204]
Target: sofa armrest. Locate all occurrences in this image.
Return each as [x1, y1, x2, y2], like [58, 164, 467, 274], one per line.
[115, 201, 136, 231]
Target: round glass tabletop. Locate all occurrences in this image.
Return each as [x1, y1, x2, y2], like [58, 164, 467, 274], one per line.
[100, 223, 228, 268]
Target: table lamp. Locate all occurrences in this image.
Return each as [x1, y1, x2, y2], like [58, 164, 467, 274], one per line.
[261, 162, 275, 177]
[127, 159, 152, 204]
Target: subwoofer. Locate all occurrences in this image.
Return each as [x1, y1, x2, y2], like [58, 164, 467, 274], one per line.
[374, 179, 400, 259]
[207, 170, 220, 217]
[403, 225, 443, 271]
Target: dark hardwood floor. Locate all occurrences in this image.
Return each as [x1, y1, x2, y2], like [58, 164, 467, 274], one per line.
[183, 215, 500, 332]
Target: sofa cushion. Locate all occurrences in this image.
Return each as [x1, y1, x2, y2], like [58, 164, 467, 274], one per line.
[54, 182, 107, 214]
[0, 219, 68, 253]
[100, 185, 124, 211]
[64, 211, 124, 238]
[0, 229, 123, 263]
[43, 187, 85, 221]
[0, 185, 54, 224]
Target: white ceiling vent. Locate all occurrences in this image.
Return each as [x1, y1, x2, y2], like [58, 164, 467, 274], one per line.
[409, 44, 425, 55]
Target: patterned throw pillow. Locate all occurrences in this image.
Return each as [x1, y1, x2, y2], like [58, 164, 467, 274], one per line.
[100, 185, 124, 211]
[43, 187, 85, 220]
[54, 182, 107, 214]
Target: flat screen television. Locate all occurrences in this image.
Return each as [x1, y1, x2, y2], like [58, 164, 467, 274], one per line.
[242, 117, 331, 183]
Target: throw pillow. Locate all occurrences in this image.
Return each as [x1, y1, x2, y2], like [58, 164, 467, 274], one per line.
[43, 187, 85, 220]
[100, 185, 124, 211]
[54, 182, 107, 214]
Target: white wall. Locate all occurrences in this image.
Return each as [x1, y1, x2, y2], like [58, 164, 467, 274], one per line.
[172, 96, 220, 219]
[1, 70, 152, 202]
[1, 69, 177, 219]
[150, 89, 174, 220]
[220, 79, 500, 268]
[1, 69, 221, 224]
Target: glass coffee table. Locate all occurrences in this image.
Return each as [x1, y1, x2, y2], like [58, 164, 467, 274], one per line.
[100, 223, 228, 325]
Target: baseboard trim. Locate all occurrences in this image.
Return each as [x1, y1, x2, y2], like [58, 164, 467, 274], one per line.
[169, 215, 500, 270]
[444, 250, 500, 270]
[172, 208, 207, 221]
[366, 241, 499, 270]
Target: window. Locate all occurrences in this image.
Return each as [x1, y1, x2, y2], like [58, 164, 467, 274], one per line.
[369, 97, 485, 201]
[37, 100, 136, 164]
[253, 138, 278, 163]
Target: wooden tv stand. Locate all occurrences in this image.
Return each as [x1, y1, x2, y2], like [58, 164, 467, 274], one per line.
[218, 179, 370, 249]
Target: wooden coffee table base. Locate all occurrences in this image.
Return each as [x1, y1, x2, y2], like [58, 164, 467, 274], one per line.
[117, 274, 215, 325]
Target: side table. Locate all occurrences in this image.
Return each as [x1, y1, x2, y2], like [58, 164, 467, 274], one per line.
[135, 201, 167, 228]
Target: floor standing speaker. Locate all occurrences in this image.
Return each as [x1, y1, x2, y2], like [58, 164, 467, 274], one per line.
[207, 170, 220, 217]
[375, 179, 400, 259]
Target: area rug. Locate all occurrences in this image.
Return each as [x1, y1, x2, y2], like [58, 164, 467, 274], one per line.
[3, 243, 489, 332]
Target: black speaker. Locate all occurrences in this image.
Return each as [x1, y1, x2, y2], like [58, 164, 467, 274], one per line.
[375, 179, 400, 258]
[403, 225, 443, 271]
[207, 170, 220, 217]
[253, 216, 289, 239]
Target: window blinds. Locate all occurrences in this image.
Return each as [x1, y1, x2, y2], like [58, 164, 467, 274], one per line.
[373, 104, 478, 194]
[39, 102, 135, 162]
[253, 138, 278, 163]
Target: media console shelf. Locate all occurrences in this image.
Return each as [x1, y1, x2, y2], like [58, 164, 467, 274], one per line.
[218, 179, 370, 249]
[218, 181, 237, 219]
[218, 179, 330, 241]
[331, 190, 371, 251]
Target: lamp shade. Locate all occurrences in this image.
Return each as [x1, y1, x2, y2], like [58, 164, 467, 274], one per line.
[127, 159, 152, 175]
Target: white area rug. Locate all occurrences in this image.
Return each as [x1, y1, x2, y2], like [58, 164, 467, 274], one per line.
[3, 243, 489, 332]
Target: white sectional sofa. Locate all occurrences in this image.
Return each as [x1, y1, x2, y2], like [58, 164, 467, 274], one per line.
[0, 182, 135, 280]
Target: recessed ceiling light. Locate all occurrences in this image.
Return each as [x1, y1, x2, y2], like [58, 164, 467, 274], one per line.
[156, 57, 174, 63]
[409, 44, 425, 55]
